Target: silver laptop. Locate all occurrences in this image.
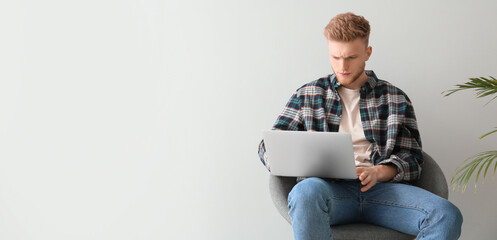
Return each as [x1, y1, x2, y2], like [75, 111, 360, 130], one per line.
[262, 130, 358, 179]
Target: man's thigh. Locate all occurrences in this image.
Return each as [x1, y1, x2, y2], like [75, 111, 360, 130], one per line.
[289, 178, 362, 225]
[360, 182, 449, 235]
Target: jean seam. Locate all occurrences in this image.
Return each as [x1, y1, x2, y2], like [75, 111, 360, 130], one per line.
[327, 196, 354, 201]
[325, 197, 332, 240]
[359, 189, 363, 218]
[364, 199, 429, 215]
[364, 199, 430, 239]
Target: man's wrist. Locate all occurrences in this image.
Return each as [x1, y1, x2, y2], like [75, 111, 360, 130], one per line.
[375, 164, 397, 182]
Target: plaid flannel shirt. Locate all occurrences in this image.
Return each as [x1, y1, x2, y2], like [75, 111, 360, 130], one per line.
[258, 70, 423, 183]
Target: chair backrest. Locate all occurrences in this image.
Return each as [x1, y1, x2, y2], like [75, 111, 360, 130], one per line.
[413, 152, 448, 199]
[269, 151, 448, 225]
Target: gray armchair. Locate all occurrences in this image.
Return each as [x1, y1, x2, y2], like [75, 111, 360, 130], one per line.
[269, 152, 448, 240]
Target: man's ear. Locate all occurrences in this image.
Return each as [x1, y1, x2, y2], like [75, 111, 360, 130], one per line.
[365, 46, 372, 61]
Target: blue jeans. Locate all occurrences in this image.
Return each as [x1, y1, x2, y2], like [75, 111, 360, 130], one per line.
[288, 178, 463, 240]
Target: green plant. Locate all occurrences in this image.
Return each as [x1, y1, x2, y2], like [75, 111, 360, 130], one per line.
[443, 76, 497, 192]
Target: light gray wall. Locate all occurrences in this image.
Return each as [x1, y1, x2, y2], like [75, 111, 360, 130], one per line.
[1, 0, 496, 239]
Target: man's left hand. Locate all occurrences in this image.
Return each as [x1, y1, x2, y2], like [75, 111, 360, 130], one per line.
[356, 165, 397, 192]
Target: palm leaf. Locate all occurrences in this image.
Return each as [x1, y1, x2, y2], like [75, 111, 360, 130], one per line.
[480, 128, 497, 139]
[445, 76, 497, 192]
[451, 151, 497, 192]
[443, 76, 497, 104]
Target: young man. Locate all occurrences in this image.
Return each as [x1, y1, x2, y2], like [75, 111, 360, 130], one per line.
[258, 12, 462, 240]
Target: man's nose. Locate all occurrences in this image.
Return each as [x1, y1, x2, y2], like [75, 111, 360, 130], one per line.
[340, 60, 348, 71]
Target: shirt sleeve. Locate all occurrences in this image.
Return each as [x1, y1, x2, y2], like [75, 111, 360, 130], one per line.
[258, 92, 305, 171]
[378, 99, 423, 182]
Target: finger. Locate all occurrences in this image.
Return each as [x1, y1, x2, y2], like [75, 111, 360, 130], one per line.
[361, 180, 376, 192]
[358, 168, 370, 181]
[358, 171, 365, 181]
[356, 167, 364, 176]
[360, 173, 372, 186]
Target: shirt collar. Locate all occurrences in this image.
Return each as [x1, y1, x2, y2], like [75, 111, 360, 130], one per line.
[329, 70, 378, 93]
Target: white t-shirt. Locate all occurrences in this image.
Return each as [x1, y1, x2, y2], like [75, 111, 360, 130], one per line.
[337, 86, 373, 167]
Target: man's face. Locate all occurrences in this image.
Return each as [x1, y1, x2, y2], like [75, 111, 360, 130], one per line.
[328, 38, 372, 89]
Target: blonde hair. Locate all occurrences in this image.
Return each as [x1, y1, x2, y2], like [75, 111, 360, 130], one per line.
[324, 12, 370, 45]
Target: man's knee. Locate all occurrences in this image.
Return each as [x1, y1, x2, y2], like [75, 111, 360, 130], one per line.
[288, 178, 330, 207]
[427, 198, 463, 237]
[439, 201, 463, 228]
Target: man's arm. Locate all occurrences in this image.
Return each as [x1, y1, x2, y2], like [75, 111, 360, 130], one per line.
[258, 92, 305, 171]
[378, 98, 423, 182]
[357, 92, 423, 190]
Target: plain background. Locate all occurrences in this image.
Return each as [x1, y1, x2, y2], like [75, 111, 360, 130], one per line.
[1, 0, 497, 239]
